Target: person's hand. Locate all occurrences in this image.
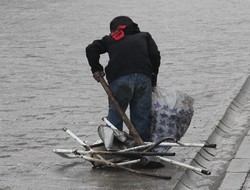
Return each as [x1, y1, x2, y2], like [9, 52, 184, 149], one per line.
[151, 73, 157, 87]
[152, 86, 157, 92]
[93, 71, 105, 82]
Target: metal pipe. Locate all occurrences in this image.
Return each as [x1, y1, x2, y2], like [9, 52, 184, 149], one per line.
[157, 156, 211, 175]
[53, 148, 175, 157]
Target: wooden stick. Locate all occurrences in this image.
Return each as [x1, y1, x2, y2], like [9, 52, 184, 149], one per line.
[53, 148, 175, 157]
[80, 155, 171, 180]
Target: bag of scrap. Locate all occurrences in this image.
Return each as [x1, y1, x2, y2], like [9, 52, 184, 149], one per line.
[150, 86, 194, 152]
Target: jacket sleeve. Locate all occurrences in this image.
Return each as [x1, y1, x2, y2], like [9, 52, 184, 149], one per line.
[146, 33, 161, 85]
[147, 33, 161, 75]
[85, 37, 108, 74]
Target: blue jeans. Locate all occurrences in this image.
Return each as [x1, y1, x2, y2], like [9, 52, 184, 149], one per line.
[107, 73, 152, 141]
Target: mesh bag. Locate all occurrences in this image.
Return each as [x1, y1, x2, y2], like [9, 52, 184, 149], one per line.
[150, 87, 194, 152]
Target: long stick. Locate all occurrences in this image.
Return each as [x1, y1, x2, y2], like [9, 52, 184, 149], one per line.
[144, 138, 216, 152]
[63, 128, 106, 161]
[102, 117, 216, 149]
[63, 127, 91, 150]
[99, 76, 144, 145]
[53, 148, 142, 166]
[80, 155, 171, 180]
[158, 142, 216, 148]
[116, 142, 216, 153]
[53, 148, 175, 157]
[156, 156, 211, 175]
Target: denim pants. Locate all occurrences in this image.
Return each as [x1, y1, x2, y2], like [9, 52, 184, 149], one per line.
[107, 73, 152, 141]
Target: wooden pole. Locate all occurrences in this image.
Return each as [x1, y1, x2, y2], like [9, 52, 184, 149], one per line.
[80, 155, 171, 180]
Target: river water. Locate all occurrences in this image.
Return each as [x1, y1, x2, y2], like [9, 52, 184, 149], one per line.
[1, 0, 250, 189]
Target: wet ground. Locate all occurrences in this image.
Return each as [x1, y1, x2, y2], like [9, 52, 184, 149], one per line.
[1, 0, 250, 189]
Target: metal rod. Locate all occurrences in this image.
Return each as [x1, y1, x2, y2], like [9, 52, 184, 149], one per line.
[76, 149, 175, 157]
[117, 144, 152, 152]
[102, 117, 118, 130]
[53, 149, 142, 166]
[156, 156, 211, 175]
[53, 148, 175, 157]
[116, 159, 141, 166]
[62, 128, 105, 161]
[144, 142, 216, 148]
[63, 127, 90, 150]
[116, 141, 216, 153]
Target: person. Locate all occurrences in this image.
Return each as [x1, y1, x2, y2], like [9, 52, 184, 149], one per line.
[86, 16, 161, 141]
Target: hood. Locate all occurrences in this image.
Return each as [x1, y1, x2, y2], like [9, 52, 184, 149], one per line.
[110, 16, 140, 34]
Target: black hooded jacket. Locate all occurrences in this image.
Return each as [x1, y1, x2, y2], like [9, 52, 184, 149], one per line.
[86, 16, 161, 83]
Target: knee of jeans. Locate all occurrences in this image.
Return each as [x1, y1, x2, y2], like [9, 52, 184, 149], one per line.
[139, 130, 150, 142]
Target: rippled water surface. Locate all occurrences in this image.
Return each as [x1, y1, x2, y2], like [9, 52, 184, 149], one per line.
[1, 0, 250, 189]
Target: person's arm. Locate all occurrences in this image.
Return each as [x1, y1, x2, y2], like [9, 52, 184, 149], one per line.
[86, 37, 107, 81]
[146, 33, 161, 86]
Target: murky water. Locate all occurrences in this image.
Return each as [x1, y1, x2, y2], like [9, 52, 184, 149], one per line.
[1, 0, 250, 189]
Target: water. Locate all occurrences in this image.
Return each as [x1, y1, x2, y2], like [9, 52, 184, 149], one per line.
[1, 0, 250, 189]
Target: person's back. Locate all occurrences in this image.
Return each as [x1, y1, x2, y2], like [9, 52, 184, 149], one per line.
[103, 32, 153, 82]
[86, 16, 161, 141]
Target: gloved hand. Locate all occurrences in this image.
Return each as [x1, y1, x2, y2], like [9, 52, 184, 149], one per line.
[93, 71, 105, 82]
[151, 73, 157, 87]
